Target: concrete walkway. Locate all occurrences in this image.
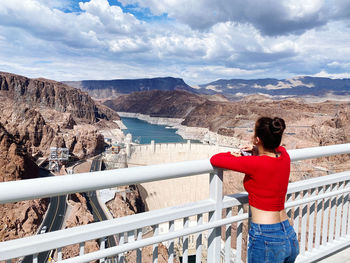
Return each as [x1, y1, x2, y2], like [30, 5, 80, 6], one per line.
[317, 246, 350, 262]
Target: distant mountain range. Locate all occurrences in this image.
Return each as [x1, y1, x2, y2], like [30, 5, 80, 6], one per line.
[64, 76, 350, 100]
[197, 76, 350, 99]
[63, 77, 193, 99]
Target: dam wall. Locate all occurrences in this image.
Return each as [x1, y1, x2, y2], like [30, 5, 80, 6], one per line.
[127, 141, 233, 165]
[127, 141, 234, 211]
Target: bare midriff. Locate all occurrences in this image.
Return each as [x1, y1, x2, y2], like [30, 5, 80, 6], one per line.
[250, 205, 289, 224]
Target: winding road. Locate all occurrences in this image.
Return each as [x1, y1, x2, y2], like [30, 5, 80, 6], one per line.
[85, 157, 117, 260]
[22, 170, 67, 263]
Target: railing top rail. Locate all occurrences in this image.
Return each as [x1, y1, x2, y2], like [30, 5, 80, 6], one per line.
[287, 143, 350, 161]
[0, 159, 213, 204]
[1, 143, 350, 204]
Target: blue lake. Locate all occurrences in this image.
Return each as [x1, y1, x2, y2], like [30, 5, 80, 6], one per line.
[121, 117, 193, 144]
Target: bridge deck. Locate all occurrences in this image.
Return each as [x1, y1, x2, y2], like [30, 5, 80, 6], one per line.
[318, 246, 350, 262]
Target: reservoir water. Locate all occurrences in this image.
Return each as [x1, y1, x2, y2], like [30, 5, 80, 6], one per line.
[121, 117, 190, 144]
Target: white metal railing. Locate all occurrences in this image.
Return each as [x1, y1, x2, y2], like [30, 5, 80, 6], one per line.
[0, 143, 350, 262]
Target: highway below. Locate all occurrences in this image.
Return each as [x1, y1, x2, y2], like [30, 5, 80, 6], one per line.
[23, 157, 114, 263]
[84, 157, 117, 260]
[23, 169, 67, 263]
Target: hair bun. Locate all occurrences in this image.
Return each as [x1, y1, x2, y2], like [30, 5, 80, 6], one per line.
[270, 117, 286, 135]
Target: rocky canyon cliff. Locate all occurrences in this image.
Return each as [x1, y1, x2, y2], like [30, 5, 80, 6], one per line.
[0, 72, 122, 244]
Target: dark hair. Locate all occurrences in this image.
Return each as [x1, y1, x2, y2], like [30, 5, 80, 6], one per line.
[254, 117, 286, 150]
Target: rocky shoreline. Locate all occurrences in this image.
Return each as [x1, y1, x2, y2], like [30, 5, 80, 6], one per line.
[117, 112, 244, 148]
[117, 112, 184, 126]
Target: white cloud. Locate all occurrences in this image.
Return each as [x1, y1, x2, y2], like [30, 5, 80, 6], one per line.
[108, 38, 148, 53]
[0, 0, 350, 85]
[283, 0, 323, 18]
[314, 70, 350, 79]
[119, 0, 331, 36]
[79, 0, 143, 34]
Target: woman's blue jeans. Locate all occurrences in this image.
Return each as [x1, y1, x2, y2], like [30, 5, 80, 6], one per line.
[247, 219, 299, 263]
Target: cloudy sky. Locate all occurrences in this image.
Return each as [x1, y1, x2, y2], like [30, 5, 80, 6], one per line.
[1, 0, 350, 85]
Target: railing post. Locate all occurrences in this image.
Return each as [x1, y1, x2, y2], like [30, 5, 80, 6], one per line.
[187, 140, 191, 152]
[126, 142, 131, 157]
[151, 140, 156, 153]
[207, 169, 223, 263]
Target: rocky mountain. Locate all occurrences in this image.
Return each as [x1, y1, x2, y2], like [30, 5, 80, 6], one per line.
[0, 123, 39, 182]
[105, 89, 350, 152]
[0, 72, 119, 123]
[197, 76, 350, 99]
[0, 72, 121, 158]
[103, 90, 206, 118]
[0, 123, 49, 241]
[64, 77, 194, 99]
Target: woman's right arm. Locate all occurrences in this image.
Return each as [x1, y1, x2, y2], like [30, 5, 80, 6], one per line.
[210, 152, 258, 174]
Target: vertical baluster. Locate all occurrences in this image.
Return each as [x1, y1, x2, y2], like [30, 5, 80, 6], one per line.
[33, 254, 38, 263]
[300, 190, 308, 255]
[125, 231, 134, 263]
[307, 188, 316, 253]
[335, 181, 344, 240]
[322, 184, 331, 245]
[100, 237, 106, 263]
[286, 193, 293, 218]
[207, 170, 223, 263]
[127, 230, 134, 244]
[225, 208, 232, 263]
[137, 229, 142, 263]
[348, 182, 350, 236]
[196, 215, 203, 263]
[58, 247, 62, 261]
[315, 186, 324, 249]
[153, 224, 159, 263]
[118, 233, 125, 263]
[342, 181, 349, 237]
[293, 192, 301, 239]
[235, 205, 243, 263]
[183, 217, 189, 263]
[328, 183, 338, 242]
[79, 242, 85, 256]
[168, 221, 175, 263]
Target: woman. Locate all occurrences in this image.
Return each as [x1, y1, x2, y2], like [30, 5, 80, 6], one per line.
[210, 117, 299, 263]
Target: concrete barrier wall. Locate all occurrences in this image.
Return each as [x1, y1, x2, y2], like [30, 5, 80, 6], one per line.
[129, 141, 233, 160]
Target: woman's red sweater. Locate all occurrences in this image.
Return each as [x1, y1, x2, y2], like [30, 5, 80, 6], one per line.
[210, 146, 291, 211]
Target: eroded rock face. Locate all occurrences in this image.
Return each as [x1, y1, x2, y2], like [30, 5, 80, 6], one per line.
[0, 71, 120, 158]
[106, 185, 145, 218]
[71, 125, 105, 159]
[104, 90, 206, 118]
[0, 100, 106, 159]
[0, 199, 49, 241]
[61, 193, 99, 261]
[0, 72, 119, 122]
[0, 123, 38, 182]
[0, 123, 48, 242]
